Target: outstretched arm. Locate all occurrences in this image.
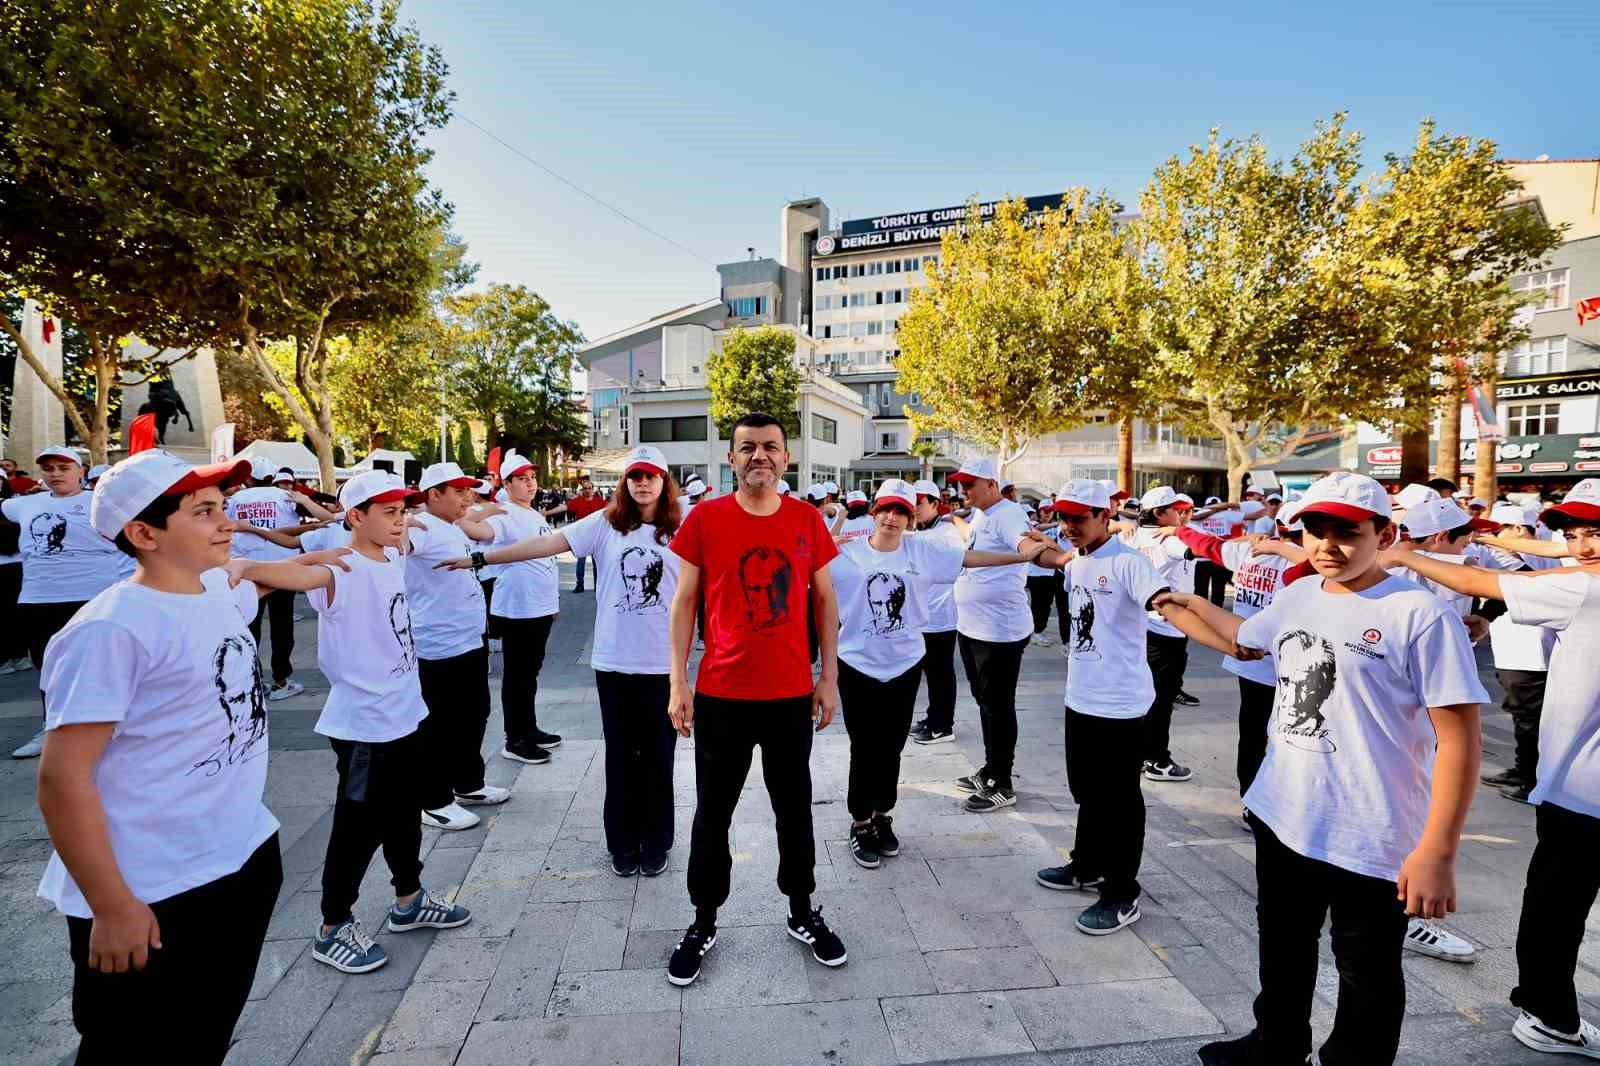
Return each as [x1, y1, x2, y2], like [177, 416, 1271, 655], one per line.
[226, 551, 348, 595]
[434, 532, 573, 570]
[1475, 533, 1569, 559]
[1152, 590, 1248, 656]
[1383, 544, 1507, 601]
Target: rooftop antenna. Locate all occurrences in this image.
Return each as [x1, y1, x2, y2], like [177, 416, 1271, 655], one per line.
[748, 246, 756, 261]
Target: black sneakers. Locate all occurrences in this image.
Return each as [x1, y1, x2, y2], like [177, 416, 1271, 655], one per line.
[502, 741, 551, 765]
[1174, 689, 1200, 706]
[954, 770, 988, 793]
[1076, 897, 1141, 935]
[1481, 767, 1526, 788]
[911, 721, 954, 745]
[611, 852, 639, 877]
[871, 813, 899, 856]
[640, 851, 668, 877]
[1142, 760, 1193, 782]
[1500, 782, 1533, 805]
[787, 907, 847, 966]
[667, 922, 717, 986]
[531, 729, 563, 748]
[1035, 863, 1105, 892]
[964, 783, 1015, 812]
[849, 823, 882, 869]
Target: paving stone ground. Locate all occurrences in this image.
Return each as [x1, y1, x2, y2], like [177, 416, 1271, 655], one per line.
[2, 559, 1596, 1064]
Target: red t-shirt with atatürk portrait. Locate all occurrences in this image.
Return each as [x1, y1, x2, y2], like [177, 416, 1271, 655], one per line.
[669, 493, 839, 700]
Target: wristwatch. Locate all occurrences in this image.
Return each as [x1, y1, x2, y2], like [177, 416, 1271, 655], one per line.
[470, 551, 486, 572]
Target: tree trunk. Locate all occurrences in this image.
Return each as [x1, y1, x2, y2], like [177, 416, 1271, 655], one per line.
[1398, 425, 1431, 486]
[1473, 361, 1499, 502]
[92, 350, 114, 465]
[243, 329, 336, 491]
[1117, 416, 1134, 494]
[3, 316, 98, 457]
[1436, 362, 1464, 487]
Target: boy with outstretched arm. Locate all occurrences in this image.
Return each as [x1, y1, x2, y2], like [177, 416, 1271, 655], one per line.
[1155, 472, 1485, 1066]
[1383, 477, 1600, 1059]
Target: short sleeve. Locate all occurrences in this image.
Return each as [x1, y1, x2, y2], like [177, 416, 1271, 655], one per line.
[911, 537, 966, 585]
[670, 506, 705, 567]
[1236, 594, 1289, 651]
[0, 497, 20, 523]
[304, 565, 341, 616]
[562, 510, 608, 560]
[1159, 535, 1189, 561]
[806, 507, 840, 573]
[201, 568, 259, 625]
[1220, 540, 1253, 572]
[998, 506, 1031, 551]
[1502, 570, 1597, 632]
[1405, 614, 1491, 708]
[1119, 551, 1169, 609]
[41, 621, 145, 728]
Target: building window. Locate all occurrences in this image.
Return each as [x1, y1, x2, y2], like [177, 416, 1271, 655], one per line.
[728, 296, 766, 317]
[639, 415, 709, 443]
[868, 261, 884, 276]
[866, 321, 883, 335]
[719, 464, 736, 494]
[848, 263, 866, 278]
[880, 432, 901, 451]
[1512, 268, 1569, 311]
[850, 322, 868, 337]
[1503, 336, 1567, 376]
[815, 267, 826, 282]
[674, 464, 707, 486]
[906, 392, 920, 406]
[812, 463, 839, 486]
[902, 257, 918, 271]
[848, 292, 868, 307]
[922, 254, 940, 268]
[813, 414, 837, 444]
[1505, 402, 1560, 437]
[886, 259, 902, 274]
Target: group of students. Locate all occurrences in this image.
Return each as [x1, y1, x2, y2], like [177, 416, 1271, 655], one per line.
[11, 425, 1600, 1065]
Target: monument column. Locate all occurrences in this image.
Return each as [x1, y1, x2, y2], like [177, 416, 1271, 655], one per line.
[4, 299, 67, 465]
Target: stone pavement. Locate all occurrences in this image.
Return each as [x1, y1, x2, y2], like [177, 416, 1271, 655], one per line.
[2, 561, 1596, 1065]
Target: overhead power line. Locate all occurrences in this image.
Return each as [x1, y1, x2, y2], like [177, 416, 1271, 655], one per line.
[455, 113, 717, 267]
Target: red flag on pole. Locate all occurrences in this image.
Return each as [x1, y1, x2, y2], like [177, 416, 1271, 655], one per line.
[1578, 296, 1600, 326]
[487, 447, 502, 478]
[127, 412, 158, 454]
[1457, 357, 1503, 442]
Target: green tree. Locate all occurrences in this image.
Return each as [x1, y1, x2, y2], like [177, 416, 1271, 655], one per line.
[215, 345, 293, 450]
[442, 284, 584, 455]
[706, 326, 802, 439]
[454, 421, 476, 471]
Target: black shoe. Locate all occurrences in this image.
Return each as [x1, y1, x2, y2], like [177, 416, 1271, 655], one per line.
[912, 723, 954, 745]
[1500, 782, 1533, 805]
[640, 851, 668, 877]
[954, 770, 989, 793]
[849, 824, 882, 869]
[1143, 759, 1193, 782]
[502, 741, 551, 765]
[1481, 767, 1526, 788]
[964, 784, 1016, 812]
[1076, 897, 1140, 935]
[1035, 863, 1105, 892]
[531, 729, 563, 749]
[1174, 689, 1200, 706]
[871, 813, 899, 856]
[787, 907, 847, 967]
[611, 852, 639, 877]
[1196, 1031, 1261, 1066]
[667, 922, 716, 986]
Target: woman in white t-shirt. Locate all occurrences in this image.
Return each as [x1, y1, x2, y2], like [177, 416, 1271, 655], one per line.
[460, 453, 562, 763]
[831, 480, 1045, 869]
[440, 446, 682, 876]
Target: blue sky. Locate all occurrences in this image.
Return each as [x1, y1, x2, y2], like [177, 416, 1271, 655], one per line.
[406, 0, 1594, 344]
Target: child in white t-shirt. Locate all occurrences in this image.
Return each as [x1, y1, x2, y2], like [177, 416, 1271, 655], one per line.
[1383, 482, 1600, 1058]
[301, 471, 473, 975]
[1160, 472, 1486, 1066]
[33, 450, 342, 1064]
[1129, 486, 1199, 782]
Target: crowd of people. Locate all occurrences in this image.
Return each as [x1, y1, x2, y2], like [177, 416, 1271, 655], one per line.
[2, 426, 1598, 1065]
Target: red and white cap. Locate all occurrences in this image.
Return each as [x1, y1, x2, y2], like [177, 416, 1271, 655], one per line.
[1173, 493, 1195, 510]
[871, 479, 917, 514]
[948, 457, 999, 484]
[846, 489, 869, 506]
[35, 444, 83, 466]
[1540, 478, 1600, 530]
[90, 450, 253, 540]
[499, 450, 536, 479]
[340, 470, 424, 510]
[1265, 492, 1283, 503]
[1139, 485, 1181, 511]
[1053, 478, 1112, 515]
[624, 445, 667, 478]
[418, 462, 481, 493]
[821, 481, 839, 496]
[1393, 483, 1440, 511]
[912, 479, 940, 499]
[805, 484, 827, 500]
[1399, 496, 1477, 539]
[683, 475, 708, 498]
[1098, 479, 1131, 503]
[1282, 471, 1392, 525]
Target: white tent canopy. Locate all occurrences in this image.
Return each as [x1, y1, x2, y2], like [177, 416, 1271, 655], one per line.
[234, 440, 324, 481]
[350, 448, 415, 473]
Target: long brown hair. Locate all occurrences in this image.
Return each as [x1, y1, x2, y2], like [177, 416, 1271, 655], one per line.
[607, 473, 681, 545]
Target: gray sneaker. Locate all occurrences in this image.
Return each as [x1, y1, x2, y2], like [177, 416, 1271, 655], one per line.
[313, 918, 388, 973]
[387, 888, 471, 932]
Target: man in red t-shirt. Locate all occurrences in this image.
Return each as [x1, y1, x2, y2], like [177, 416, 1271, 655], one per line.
[664, 412, 846, 987]
[565, 478, 606, 592]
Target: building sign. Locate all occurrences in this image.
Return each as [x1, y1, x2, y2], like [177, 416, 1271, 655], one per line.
[1359, 433, 1597, 480]
[1496, 371, 1600, 401]
[818, 193, 1067, 256]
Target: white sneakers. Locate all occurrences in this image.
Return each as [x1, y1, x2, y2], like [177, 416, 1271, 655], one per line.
[0, 657, 33, 675]
[455, 785, 511, 806]
[1402, 918, 1476, 963]
[268, 679, 305, 702]
[422, 802, 481, 831]
[1030, 633, 1054, 647]
[1513, 1011, 1600, 1058]
[11, 730, 44, 759]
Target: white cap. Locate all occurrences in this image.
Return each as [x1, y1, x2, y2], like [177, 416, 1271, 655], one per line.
[499, 450, 535, 479]
[777, 481, 791, 495]
[90, 450, 252, 540]
[805, 484, 827, 500]
[624, 445, 667, 478]
[1174, 493, 1195, 508]
[1286, 490, 1304, 502]
[871, 479, 917, 514]
[1399, 496, 1473, 539]
[684, 477, 709, 499]
[950, 457, 999, 484]
[1453, 490, 1470, 499]
[1204, 496, 1221, 506]
[1053, 478, 1111, 515]
[1539, 478, 1600, 529]
[86, 464, 110, 482]
[34, 445, 82, 466]
[1281, 471, 1392, 526]
[1242, 487, 1265, 499]
[1489, 502, 1529, 527]
[1139, 485, 1180, 510]
[339, 470, 422, 511]
[1265, 492, 1283, 503]
[249, 456, 277, 482]
[1097, 478, 1131, 502]
[846, 490, 868, 506]
[1468, 498, 1489, 510]
[418, 462, 480, 493]
[912, 479, 940, 498]
[272, 468, 296, 485]
[1000, 479, 1014, 492]
[821, 481, 839, 496]
[1394, 483, 1440, 510]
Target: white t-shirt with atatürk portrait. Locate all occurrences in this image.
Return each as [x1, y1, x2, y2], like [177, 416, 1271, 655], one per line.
[1059, 537, 1169, 719]
[1237, 574, 1488, 881]
[562, 511, 681, 675]
[308, 549, 428, 742]
[833, 534, 966, 681]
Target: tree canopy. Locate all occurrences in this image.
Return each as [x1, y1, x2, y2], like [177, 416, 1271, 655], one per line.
[706, 326, 802, 440]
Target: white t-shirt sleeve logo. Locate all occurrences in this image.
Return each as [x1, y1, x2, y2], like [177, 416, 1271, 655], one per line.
[1273, 630, 1339, 752]
[616, 545, 668, 613]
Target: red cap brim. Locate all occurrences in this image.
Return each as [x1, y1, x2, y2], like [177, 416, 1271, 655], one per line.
[1295, 501, 1382, 523]
[166, 459, 254, 496]
[1172, 502, 1194, 511]
[870, 499, 914, 516]
[1540, 502, 1600, 528]
[1466, 517, 1502, 533]
[625, 462, 666, 478]
[1109, 491, 1131, 501]
[1051, 500, 1093, 516]
[947, 472, 978, 484]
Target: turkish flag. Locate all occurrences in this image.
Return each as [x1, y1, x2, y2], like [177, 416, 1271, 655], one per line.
[487, 447, 502, 478]
[1578, 296, 1600, 326]
[127, 412, 158, 454]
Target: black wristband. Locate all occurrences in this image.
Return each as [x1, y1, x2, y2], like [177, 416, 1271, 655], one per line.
[471, 551, 486, 571]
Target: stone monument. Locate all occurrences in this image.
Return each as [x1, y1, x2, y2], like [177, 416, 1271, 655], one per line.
[119, 342, 227, 462]
[4, 299, 66, 467]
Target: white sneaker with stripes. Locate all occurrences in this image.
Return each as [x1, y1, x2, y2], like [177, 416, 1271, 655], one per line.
[1403, 918, 1476, 962]
[312, 918, 388, 974]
